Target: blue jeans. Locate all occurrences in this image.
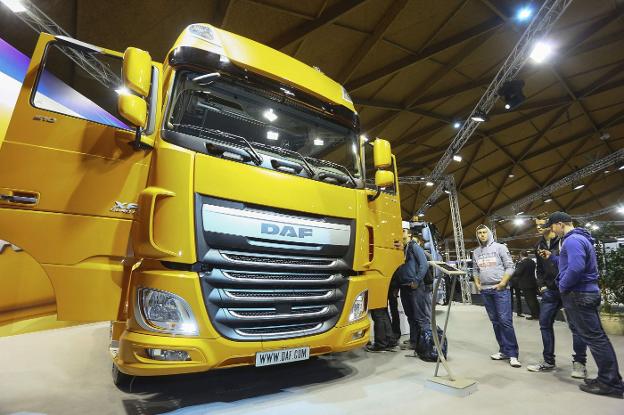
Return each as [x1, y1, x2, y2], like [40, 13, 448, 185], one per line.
[561, 291, 624, 390]
[481, 289, 519, 358]
[400, 284, 432, 344]
[539, 289, 587, 365]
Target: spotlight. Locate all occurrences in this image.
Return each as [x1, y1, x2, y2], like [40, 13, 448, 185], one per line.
[516, 211, 524, 215]
[618, 206, 624, 214]
[453, 154, 462, 162]
[418, 212, 425, 217]
[313, 138, 324, 146]
[604, 170, 610, 174]
[543, 197, 552, 203]
[573, 183, 585, 191]
[267, 131, 279, 140]
[508, 174, 515, 178]
[444, 189, 451, 195]
[470, 111, 487, 122]
[499, 80, 526, 110]
[517, 6, 533, 21]
[513, 218, 524, 226]
[426, 181, 434, 187]
[360, 134, 368, 142]
[530, 41, 553, 63]
[591, 224, 600, 231]
[619, 165, 624, 171]
[115, 87, 130, 95]
[453, 121, 461, 129]
[1, 0, 26, 13]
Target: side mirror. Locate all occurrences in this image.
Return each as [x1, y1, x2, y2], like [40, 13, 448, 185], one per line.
[373, 139, 391, 169]
[375, 170, 394, 188]
[123, 47, 152, 97]
[118, 94, 147, 128]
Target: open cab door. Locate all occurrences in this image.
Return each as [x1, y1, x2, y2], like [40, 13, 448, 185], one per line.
[363, 138, 403, 309]
[0, 33, 160, 335]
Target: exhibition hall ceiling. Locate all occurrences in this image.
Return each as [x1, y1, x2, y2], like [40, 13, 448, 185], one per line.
[1, 0, 623, 244]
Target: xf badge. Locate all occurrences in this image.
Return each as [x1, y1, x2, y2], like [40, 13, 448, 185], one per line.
[111, 202, 138, 214]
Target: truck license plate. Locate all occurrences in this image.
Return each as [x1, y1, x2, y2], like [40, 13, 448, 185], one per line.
[255, 347, 310, 367]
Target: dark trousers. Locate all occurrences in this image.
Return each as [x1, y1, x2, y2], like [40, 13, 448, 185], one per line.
[388, 291, 401, 339]
[561, 291, 623, 391]
[481, 289, 519, 358]
[511, 286, 523, 315]
[400, 284, 432, 345]
[539, 289, 587, 365]
[370, 308, 395, 348]
[522, 287, 540, 317]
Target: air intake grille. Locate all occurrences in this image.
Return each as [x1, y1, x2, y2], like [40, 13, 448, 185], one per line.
[223, 253, 335, 266]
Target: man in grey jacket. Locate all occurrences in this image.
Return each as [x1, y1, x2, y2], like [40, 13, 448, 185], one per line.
[473, 225, 521, 368]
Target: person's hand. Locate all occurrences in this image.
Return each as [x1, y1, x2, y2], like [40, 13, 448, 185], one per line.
[538, 249, 551, 259]
[539, 286, 547, 294]
[495, 282, 506, 291]
[474, 281, 481, 292]
[409, 281, 419, 289]
[392, 288, 399, 297]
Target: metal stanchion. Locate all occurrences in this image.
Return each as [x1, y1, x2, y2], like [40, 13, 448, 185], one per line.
[426, 262, 478, 397]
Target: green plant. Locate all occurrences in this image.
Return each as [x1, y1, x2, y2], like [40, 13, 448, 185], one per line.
[599, 247, 624, 314]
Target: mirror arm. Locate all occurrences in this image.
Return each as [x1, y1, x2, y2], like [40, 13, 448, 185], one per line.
[367, 186, 381, 202]
[132, 126, 149, 150]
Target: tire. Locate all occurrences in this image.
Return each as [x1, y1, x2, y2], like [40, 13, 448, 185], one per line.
[112, 363, 134, 388]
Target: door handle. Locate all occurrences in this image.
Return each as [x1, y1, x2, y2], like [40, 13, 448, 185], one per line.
[0, 190, 39, 205]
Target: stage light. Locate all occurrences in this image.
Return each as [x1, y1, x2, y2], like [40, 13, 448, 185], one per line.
[426, 181, 434, 187]
[530, 41, 553, 63]
[513, 218, 524, 226]
[499, 80, 526, 110]
[573, 183, 585, 190]
[1, 0, 27, 13]
[517, 7, 533, 21]
[453, 121, 461, 129]
[543, 197, 552, 203]
[470, 111, 487, 122]
[453, 154, 462, 162]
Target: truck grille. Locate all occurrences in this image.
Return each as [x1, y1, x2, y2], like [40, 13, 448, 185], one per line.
[222, 253, 335, 267]
[200, 268, 348, 341]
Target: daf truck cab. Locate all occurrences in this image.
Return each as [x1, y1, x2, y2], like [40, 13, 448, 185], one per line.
[0, 24, 403, 384]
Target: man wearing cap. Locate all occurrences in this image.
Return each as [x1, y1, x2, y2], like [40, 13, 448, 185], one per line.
[527, 217, 587, 378]
[539, 211, 623, 398]
[473, 224, 521, 368]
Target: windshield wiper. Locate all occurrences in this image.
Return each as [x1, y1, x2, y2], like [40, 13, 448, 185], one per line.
[252, 142, 316, 177]
[305, 157, 357, 187]
[174, 124, 263, 165]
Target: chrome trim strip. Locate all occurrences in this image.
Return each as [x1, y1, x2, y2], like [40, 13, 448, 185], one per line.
[234, 323, 323, 338]
[222, 289, 333, 301]
[221, 270, 338, 283]
[227, 306, 330, 320]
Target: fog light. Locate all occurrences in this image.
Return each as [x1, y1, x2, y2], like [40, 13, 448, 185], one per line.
[146, 348, 190, 361]
[352, 329, 365, 340]
[348, 290, 368, 322]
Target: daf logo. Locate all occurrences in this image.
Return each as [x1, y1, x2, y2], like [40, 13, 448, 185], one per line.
[111, 201, 138, 214]
[261, 223, 313, 238]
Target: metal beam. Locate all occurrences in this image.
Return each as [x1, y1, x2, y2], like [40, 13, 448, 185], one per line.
[269, 0, 368, 50]
[337, 0, 408, 83]
[345, 17, 504, 91]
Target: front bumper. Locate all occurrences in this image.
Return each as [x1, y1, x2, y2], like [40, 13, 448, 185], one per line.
[113, 316, 369, 376]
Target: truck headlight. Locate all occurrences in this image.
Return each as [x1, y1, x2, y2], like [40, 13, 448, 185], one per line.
[137, 288, 198, 336]
[348, 290, 368, 322]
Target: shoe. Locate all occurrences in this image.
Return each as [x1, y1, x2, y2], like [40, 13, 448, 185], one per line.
[584, 377, 599, 385]
[510, 357, 522, 368]
[525, 316, 536, 320]
[365, 344, 390, 353]
[517, 314, 525, 317]
[490, 352, 509, 360]
[400, 342, 415, 350]
[527, 361, 556, 372]
[572, 361, 588, 379]
[579, 382, 624, 399]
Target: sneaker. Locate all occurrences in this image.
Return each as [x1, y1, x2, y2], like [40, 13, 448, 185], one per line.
[365, 344, 390, 353]
[510, 357, 522, 368]
[572, 361, 588, 379]
[527, 361, 556, 372]
[584, 377, 599, 385]
[517, 314, 525, 317]
[579, 382, 624, 399]
[490, 352, 509, 360]
[525, 316, 536, 320]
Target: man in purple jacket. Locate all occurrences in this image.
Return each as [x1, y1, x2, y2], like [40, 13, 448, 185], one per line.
[539, 212, 623, 398]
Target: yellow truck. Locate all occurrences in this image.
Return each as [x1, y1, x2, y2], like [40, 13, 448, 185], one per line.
[0, 24, 403, 384]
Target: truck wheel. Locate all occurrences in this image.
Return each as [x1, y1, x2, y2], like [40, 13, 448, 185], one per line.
[112, 363, 133, 388]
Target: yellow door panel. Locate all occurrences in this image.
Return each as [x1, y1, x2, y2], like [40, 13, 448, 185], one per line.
[0, 244, 56, 325]
[0, 33, 157, 327]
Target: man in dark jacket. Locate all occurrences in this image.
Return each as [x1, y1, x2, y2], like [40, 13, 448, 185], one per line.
[528, 219, 587, 377]
[398, 229, 431, 350]
[511, 252, 539, 319]
[539, 212, 623, 398]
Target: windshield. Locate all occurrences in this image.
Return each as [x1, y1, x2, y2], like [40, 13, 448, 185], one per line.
[163, 69, 362, 188]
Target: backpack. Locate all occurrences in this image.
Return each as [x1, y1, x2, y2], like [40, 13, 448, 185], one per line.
[416, 326, 448, 362]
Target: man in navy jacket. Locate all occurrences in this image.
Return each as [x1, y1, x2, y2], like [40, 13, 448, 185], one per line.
[539, 212, 623, 398]
[399, 228, 431, 350]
